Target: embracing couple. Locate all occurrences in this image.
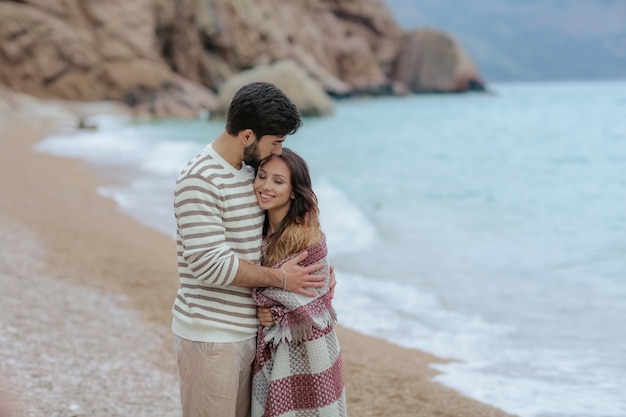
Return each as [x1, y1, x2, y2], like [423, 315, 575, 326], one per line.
[171, 82, 347, 417]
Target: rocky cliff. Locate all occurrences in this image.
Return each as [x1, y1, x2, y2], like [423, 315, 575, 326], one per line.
[0, 0, 485, 118]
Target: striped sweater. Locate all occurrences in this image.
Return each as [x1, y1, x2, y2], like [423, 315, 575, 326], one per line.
[171, 143, 264, 343]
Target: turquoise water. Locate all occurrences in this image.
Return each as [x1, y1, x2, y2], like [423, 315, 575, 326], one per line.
[38, 80, 626, 417]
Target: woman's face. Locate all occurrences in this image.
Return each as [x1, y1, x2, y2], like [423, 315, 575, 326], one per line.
[254, 157, 293, 213]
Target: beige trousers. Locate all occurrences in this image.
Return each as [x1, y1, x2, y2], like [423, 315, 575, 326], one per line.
[174, 335, 256, 417]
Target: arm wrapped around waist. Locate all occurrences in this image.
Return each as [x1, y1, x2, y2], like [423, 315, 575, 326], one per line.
[252, 236, 336, 345]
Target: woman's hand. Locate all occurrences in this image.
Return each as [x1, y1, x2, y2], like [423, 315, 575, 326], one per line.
[258, 307, 274, 327]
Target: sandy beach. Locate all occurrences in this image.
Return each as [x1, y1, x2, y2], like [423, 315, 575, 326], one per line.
[0, 91, 515, 417]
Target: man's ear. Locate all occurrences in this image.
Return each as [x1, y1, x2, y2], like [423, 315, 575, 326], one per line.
[240, 129, 256, 147]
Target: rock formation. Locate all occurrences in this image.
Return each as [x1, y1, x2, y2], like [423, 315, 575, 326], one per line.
[393, 28, 486, 93]
[212, 60, 334, 118]
[0, 0, 215, 118]
[0, 0, 486, 119]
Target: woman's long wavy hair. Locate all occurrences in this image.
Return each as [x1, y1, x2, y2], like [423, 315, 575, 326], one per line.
[260, 148, 322, 266]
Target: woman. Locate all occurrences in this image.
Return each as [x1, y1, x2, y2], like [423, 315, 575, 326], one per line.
[251, 148, 347, 417]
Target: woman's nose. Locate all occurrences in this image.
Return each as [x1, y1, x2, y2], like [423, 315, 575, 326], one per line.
[259, 179, 270, 190]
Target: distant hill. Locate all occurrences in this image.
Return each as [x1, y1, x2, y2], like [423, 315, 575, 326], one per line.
[385, 0, 626, 82]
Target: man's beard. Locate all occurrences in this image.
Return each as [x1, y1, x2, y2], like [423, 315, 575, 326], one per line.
[243, 141, 262, 170]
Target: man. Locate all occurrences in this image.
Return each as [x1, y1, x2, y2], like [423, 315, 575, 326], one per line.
[172, 82, 327, 417]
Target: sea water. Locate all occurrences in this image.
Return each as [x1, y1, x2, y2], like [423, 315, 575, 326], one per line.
[37, 81, 626, 417]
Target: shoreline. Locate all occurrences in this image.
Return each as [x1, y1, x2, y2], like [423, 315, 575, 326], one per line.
[0, 92, 515, 417]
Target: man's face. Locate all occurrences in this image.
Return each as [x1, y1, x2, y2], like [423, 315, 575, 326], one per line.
[243, 134, 285, 169]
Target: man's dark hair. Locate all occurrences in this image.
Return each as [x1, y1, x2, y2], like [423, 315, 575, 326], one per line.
[225, 82, 302, 139]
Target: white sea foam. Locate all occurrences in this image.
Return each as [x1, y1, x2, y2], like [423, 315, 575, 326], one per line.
[316, 181, 378, 255]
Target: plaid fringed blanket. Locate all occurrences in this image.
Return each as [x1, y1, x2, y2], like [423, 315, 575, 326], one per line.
[251, 236, 347, 417]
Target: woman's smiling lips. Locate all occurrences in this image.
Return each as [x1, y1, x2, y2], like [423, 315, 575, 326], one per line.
[258, 192, 274, 204]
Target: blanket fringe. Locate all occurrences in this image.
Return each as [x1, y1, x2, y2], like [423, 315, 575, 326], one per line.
[264, 308, 337, 345]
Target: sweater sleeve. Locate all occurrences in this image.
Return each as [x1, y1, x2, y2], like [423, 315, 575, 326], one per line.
[174, 174, 239, 286]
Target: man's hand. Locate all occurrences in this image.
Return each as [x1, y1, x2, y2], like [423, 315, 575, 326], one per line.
[282, 251, 326, 297]
[258, 307, 274, 327]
